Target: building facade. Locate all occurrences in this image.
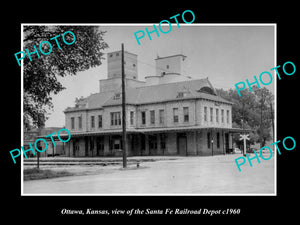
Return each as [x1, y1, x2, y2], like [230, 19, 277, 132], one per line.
[24, 127, 65, 157]
[62, 51, 241, 157]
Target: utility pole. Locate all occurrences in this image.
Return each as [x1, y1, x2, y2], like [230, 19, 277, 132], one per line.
[121, 43, 127, 168]
[36, 114, 44, 169]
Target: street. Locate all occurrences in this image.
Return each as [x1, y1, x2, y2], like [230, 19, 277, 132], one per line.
[23, 154, 275, 195]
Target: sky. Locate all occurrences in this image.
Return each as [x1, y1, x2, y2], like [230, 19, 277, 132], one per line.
[44, 24, 275, 127]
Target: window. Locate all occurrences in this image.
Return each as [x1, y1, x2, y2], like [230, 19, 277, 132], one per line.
[150, 110, 155, 124]
[98, 115, 102, 128]
[216, 108, 219, 123]
[159, 109, 165, 124]
[204, 107, 207, 121]
[130, 111, 134, 125]
[109, 136, 122, 150]
[91, 116, 95, 128]
[111, 112, 121, 126]
[183, 107, 189, 122]
[114, 93, 121, 100]
[217, 132, 220, 148]
[71, 117, 75, 129]
[207, 132, 211, 148]
[160, 133, 166, 149]
[141, 111, 146, 125]
[114, 139, 121, 149]
[210, 107, 213, 122]
[78, 116, 82, 129]
[221, 109, 224, 123]
[226, 110, 230, 123]
[173, 108, 179, 123]
[177, 92, 184, 98]
[109, 137, 121, 150]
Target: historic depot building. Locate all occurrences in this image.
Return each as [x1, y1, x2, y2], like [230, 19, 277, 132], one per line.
[62, 50, 241, 157]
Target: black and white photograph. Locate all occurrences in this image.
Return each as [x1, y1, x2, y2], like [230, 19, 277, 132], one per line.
[4, 5, 298, 221]
[21, 24, 276, 195]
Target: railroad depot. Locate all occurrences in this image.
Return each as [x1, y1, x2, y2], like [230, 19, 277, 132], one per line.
[48, 50, 244, 157]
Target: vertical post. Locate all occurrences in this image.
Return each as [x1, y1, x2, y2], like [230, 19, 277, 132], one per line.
[194, 131, 197, 155]
[36, 114, 44, 169]
[37, 147, 40, 169]
[211, 130, 214, 156]
[243, 138, 246, 156]
[121, 43, 127, 168]
[222, 130, 225, 155]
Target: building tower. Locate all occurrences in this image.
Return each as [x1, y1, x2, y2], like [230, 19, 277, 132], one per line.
[99, 50, 145, 92]
[155, 54, 187, 76]
[144, 54, 190, 86]
[107, 50, 138, 80]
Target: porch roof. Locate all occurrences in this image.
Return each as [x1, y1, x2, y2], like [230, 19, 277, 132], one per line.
[135, 126, 250, 134]
[43, 126, 250, 139]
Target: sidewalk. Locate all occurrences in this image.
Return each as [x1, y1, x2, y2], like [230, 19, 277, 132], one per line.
[23, 155, 183, 166]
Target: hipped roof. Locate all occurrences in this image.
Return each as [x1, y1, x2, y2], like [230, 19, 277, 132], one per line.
[65, 78, 232, 112]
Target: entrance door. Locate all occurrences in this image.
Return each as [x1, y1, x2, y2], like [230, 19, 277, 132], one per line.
[84, 137, 89, 156]
[72, 139, 77, 157]
[96, 136, 104, 156]
[177, 133, 187, 156]
[148, 134, 158, 155]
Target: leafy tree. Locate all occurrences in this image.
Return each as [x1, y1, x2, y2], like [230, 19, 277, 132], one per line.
[216, 86, 274, 147]
[23, 26, 108, 129]
[253, 87, 274, 147]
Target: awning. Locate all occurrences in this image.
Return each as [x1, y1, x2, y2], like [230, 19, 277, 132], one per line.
[135, 126, 251, 134]
[43, 126, 250, 140]
[42, 128, 139, 139]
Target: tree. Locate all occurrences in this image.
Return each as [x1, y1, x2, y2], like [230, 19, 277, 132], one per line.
[23, 26, 108, 129]
[217, 88, 259, 129]
[216, 86, 274, 148]
[254, 87, 274, 147]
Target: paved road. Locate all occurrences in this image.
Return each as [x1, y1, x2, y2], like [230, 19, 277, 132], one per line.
[23, 154, 275, 195]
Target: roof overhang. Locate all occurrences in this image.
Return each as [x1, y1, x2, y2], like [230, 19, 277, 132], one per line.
[43, 126, 250, 140]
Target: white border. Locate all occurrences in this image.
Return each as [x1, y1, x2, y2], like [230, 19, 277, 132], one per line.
[20, 23, 277, 196]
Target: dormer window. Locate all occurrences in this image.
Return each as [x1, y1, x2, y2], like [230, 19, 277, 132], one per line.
[197, 87, 216, 95]
[114, 93, 121, 100]
[177, 92, 188, 98]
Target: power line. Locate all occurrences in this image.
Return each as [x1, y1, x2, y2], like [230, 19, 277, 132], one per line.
[129, 55, 180, 74]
